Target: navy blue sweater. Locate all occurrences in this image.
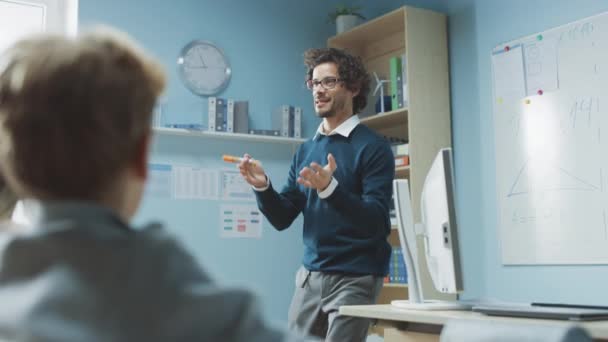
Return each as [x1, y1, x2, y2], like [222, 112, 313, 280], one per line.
[255, 124, 394, 276]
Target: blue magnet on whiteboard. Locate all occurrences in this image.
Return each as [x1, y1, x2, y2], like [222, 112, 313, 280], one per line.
[537, 34, 543, 41]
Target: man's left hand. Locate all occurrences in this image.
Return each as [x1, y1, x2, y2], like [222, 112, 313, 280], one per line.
[297, 153, 337, 191]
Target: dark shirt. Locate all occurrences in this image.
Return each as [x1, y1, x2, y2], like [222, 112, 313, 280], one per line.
[0, 201, 314, 342]
[255, 123, 394, 276]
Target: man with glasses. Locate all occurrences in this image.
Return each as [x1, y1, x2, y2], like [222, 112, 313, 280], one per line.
[238, 48, 394, 341]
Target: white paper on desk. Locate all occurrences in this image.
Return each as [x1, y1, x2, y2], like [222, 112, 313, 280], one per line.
[146, 163, 172, 199]
[523, 37, 559, 96]
[492, 45, 526, 102]
[219, 204, 262, 238]
[173, 165, 218, 199]
[220, 169, 255, 201]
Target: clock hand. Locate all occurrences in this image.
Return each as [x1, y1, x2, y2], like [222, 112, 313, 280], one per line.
[198, 52, 207, 68]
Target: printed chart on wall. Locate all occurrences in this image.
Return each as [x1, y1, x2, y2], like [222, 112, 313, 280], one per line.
[219, 204, 262, 238]
[491, 11, 608, 264]
[146, 163, 219, 199]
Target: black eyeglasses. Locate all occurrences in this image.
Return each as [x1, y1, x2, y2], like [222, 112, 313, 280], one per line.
[305, 76, 343, 91]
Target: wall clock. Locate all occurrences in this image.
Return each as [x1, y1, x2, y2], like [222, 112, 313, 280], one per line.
[177, 40, 231, 96]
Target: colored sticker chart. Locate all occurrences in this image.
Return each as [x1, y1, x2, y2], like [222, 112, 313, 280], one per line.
[219, 204, 262, 238]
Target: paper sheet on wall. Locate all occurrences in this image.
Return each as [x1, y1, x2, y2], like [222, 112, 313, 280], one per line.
[523, 37, 559, 96]
[146, 163, 172, 198]
[492, 45, 526, 103]
[219, 204, 262, 238]
[173, 166, 218, 199]
[220, 169, 255, 201]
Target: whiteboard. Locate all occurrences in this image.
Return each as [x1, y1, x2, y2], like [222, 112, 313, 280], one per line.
[492, 11, 608, 264]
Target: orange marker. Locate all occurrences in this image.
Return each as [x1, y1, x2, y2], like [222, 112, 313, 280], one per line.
[222, 154, 258, 166]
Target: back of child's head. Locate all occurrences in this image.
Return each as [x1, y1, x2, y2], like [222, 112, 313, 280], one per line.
[0, 27, 166, 202]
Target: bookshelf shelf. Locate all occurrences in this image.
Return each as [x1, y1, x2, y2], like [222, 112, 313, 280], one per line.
[360, 108, 409, 141]
[330, 6, 452, 303]
[153, 127, 306, 145]
[395, 165, 410, 178]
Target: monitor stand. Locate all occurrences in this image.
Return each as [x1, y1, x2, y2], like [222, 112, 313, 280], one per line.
[391, 299, 471, 311]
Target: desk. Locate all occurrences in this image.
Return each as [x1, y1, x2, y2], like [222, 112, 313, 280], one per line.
[340, 304, 608, 341]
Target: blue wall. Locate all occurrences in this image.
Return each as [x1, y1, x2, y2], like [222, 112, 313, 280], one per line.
[81, 0, 608, 315]
[78, 0, 447, 325]
[447, 0, 608, 304]
[77, 0, 334, 325]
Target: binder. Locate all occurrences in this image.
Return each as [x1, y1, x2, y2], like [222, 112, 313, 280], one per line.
[226, 99, 235, 133]
[389, 56, 403, 110]
[208, 97, 217, 131]
[233, 101, 249, 134]
[272, 105, 292, 137]
[216, 98, 227, 131]
[293, 107, 302, 138]
[208, 97, 227, 132]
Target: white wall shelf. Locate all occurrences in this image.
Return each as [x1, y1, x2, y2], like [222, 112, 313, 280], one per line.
[153, 127, 306, 145]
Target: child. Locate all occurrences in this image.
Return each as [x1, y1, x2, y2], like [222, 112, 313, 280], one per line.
[0, 27, 315, 342]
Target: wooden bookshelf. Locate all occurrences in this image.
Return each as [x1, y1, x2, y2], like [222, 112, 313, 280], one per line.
[329, 6, 452, 302]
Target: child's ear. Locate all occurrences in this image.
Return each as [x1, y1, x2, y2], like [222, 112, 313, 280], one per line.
[133, 131, 151, 180]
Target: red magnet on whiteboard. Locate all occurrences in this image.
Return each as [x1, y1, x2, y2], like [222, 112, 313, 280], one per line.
[504, 46, 510, 52]
[537, 89, 544, 95]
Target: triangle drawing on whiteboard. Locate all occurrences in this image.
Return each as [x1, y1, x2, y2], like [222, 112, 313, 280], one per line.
[508, 158, 599, 197]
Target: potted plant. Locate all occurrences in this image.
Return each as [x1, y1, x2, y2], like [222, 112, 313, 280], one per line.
[328, 5, 365, 34]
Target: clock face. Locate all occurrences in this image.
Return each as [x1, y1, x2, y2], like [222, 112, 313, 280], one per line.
[177, 40, 231, 96]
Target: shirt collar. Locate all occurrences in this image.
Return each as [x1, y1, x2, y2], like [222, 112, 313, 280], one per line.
[314, 114, 360, 140]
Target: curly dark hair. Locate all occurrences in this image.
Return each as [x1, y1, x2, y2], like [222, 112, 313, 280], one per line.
[304, 48, 370, 114]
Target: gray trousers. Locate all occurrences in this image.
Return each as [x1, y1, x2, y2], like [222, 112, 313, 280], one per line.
[288, 266, 383, 342]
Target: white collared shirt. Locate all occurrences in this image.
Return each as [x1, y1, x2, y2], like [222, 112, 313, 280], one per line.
[313, 114, 360, 140]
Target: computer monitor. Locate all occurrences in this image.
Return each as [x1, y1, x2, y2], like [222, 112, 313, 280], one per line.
[391, 147, 467, 310]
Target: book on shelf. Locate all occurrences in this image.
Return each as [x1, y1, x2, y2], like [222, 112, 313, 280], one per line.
[384, 247, 407, 284]
[395, 155, 409, 167]
[384, 136, 408, 145]
[389, 56, 404, 111]
[391, 143, 409, 156]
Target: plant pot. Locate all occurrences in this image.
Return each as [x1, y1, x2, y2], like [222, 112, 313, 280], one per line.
[336, 14, 362, 34]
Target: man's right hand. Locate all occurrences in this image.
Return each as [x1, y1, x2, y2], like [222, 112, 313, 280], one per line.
[238, 153, 267, 188]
